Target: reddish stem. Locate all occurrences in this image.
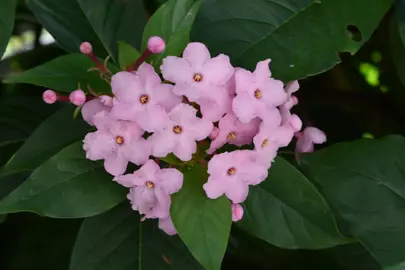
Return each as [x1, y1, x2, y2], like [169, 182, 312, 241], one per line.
[88, 52, 107, 73]
[127, 50, 152, 71]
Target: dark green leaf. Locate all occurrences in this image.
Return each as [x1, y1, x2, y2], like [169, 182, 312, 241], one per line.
[118, 41, 141, 69]
[171, 165, 232, 270]
[26, 0, 107, 57]
[4, 54, 114, 93]
[141, 0, 202, 68]
[0, 142, 125, 218]
[0, 0, 16, 58]
[239, 157, 349, 249]
[0, 214, 6, 224]
[302, 135, 405, 267]
[1, 106, 90, 178]
[70, 202, 202, 270]
[384, 262, 405, 270]
[192, 0, 392, 81]
[76, 0, 147, 62]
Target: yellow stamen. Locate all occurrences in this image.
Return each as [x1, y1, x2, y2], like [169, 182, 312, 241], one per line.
[254, 89, 262, 99]
[193, 73, 203, 82]
[116, 136, 124, 145]
[145, 181, 155, 189]
[227, 132, 236, 140]
[261, 139, 268, 148]
[140, 94, 149, 104]
[173, 125, 183, 134]
[227, 167, 236, 175]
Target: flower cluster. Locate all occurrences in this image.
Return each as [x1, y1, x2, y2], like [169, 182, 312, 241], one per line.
[43, 37, 326, 235]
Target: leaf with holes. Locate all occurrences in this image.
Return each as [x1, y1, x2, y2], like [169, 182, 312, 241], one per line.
[192, 0, 393, 82]
[141, 0, 202, 68]
[238, 157, 350, 249]
[0, 106, 90, 178]
[0, 142, 125, 218]
[302, 135, 405, 267]
[171, 165, 232, 270]
[4, 54, 116, 93]
[70, 202, 202, 270]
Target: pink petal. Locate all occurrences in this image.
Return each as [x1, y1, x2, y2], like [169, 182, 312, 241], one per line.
[104, 152, 128, 176]
[135, 105, 169, 132]
[137, 63, 161, 89]
[232, 94, 261, 123]
[160, 56, 193, 84]
[131, 187, 156, 214]
[285, 80, 299, 96]
[261, 107, 282, 128]
[110, 99, 141, 122]
[240, 162, 268, 185]
[183, 42, 211, 69]
[304, 127, 326, 144]
[198, 91, 232, 122]
[296, 137, 314, 153]
[289, 114, 302, 132]
[137, 159, 160, 179]
[253, 59, 271, 83]
[234, 68, 255, 95]
[173, 137, 197, 161]
[83, 131, 116, 160]
[123, 138, 150, 165]
[203, 178, 226, 200]
[81, 99, 110, 126]
[150, 188, 171, 218]
[207, 132, 228, 155]
[111, 71, 143, 103]
[156, 168, 183, 194]
[187, 117, 214, 141]
[168, 103, 198, 123]
[260, 79, 287, 107]
[113, 174, 140, 188]
[149, 132, 176, 158]
[224, 180, 249, 204]
[159, 217, 177, 235]
[153, 84, 182, 112]
[202, 54, 234, 86]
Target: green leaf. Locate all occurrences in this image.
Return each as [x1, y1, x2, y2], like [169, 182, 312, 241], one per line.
[26, 0, 107, 57]
[384, 262, 405, 270]
[192, 0, 393, 82]
[0, 214, 6, 224]
[302, 135, 405, 267]
[171, 165, 232, 270]
[70, 202, 202, 270]
[118, 41, 141, 70]
[0, 0, 16, 58]
[0, 142, 125, 218]
[1, 106, 90, 178]
[4, 54, 114, 93]
[239, 157, 350, 249]
[141, 0, 202, 68]
[76, 0, 147, 62]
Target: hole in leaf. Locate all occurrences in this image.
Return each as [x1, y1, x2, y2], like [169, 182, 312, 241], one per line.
[346, 25, 363, 42]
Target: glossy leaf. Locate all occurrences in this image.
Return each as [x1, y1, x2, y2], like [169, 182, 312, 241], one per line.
[171, 165, 232, 270]
[141, 0, 202, 68]
[302, 135, 405, 267]
[0, 0, 16, 58]
[0, 214, 6, 224]
[77, 0, 147, 62]
[0, 106, 90, 178]
[4, 54, 114, 93]
[239, 157, 349, 249]
[192, 0, 392, 81]
[70, 202, 202, 270]
[384, 262, 405, 270]
[118, 41, 141, 70]
[0, 142, 125, 218]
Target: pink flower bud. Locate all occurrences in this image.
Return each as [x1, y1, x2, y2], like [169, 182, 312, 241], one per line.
[209, 127, 220, 140]
[232, 204, 244, 222]
[147, 36, 165, 54]
[69, 90, 86, 106]
[289, 114, 302, 132]
[42, 89, 57, 104]
[80, 42, 93, 55]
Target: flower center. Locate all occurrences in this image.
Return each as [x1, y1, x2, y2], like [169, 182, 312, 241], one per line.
[193, 73, 203, 82]
[227, 132, 236, 140]
[261, 139, 268, 148]
[173, 125, 183, 134]
[254, 89, 262, 99]
[145, 181, 155, 189]
[115, 136, 124, 145]
[227, 167, 236, 176]
[139, 94, 149, 104]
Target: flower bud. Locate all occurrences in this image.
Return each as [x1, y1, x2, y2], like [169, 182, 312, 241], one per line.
[80, 42, 93, 55]
[147, 36, 166, 54]
[289, 114, 302, 132]
[42, 89, 57, 104]
[232, 204, 244, 222]
[69, 89, 86, 106]
[209, 127, 220, 140]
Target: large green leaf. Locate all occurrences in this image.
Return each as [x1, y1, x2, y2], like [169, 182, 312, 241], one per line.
[70, 202, 202, 270]
[0, 142, 125, 218]
[0, 0, 16, 58]
[192, 0, 392, 81]
[27, 0, 147, 62]
[302, 135, 405, 267]
[384, 262, 405, 270]
[239, 157, 349, 249]
[141, 0, 202, 68]
[0, 106, 90, 178]
[118, 41, 141, 70]
[4, 54, 114, 93]
[171, 165, 232, 270]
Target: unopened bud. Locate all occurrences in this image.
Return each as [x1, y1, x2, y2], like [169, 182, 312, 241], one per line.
[69, 89, 86, 106]
[232, 204, 244, 222]
[42, 89, 57, 104]
[147, 36, 166, 54]
[80, 42, 93, 55]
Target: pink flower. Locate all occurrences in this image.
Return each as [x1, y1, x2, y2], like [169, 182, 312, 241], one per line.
[83, 111, 150, 176]
[114, 160, 183, 219]
[203, 150, 268, 203]
[148, 103, 213, 161]
[159, 217, 177, 235]
[160, 42, 234, 121]
[232, 60, 287, 124]
[253, 131, 279, 167]
[81, 97, 112, 126]
[232, 204, 244, 222]
[42, 89, 57, 104]
[148, 36, 166, 54]
[69, 90, 86, 106]
[207, 113, 260, 154]
[295, 127, 326, 153]
[111, 63, 181, 132]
